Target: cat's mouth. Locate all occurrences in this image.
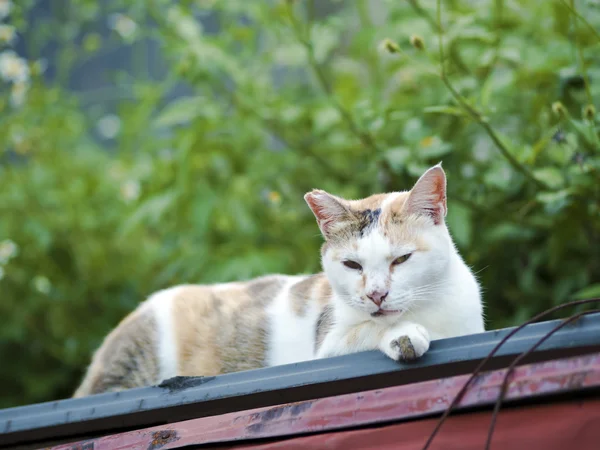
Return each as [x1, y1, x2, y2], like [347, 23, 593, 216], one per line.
[371, 309, 402, 317]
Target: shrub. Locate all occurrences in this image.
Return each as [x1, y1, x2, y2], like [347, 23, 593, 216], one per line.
[0, 0, 598, 407]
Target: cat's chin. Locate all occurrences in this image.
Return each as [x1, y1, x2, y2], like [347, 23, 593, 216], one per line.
[371, 309, 402, 318]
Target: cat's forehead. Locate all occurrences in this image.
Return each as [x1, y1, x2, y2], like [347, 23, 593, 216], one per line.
[328, 191, 428, 250]
[348, 192, 410, 232]
[347, 193, 394, 211]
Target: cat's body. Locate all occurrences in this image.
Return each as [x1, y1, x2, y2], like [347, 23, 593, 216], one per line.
[74, 165, 484, 398]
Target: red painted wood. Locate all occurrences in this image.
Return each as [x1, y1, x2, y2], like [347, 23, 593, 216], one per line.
[225, 398, 600, 450]
[50, 352, 600, 450]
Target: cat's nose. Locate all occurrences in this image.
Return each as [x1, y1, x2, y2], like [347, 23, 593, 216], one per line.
[367, 290, 389, 306]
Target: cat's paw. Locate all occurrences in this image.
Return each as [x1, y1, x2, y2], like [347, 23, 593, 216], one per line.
[380, 323, 430, 362]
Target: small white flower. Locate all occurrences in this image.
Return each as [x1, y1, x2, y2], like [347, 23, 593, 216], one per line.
[0, 239, 18, 264]
[96, 114, 121, 139]
[120, 180, 141, 202]
[33, 275, 51, 295]
[108, 13, 137, 40]
[10, 80, 28, 107]
[0, 0, 12, 20]
[0, 24, 16, 45]
[0, 50, 30, 84]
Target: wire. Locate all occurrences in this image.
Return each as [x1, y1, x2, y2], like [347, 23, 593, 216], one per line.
[484, 308, 600, 449]
[421, 297, 600, 450]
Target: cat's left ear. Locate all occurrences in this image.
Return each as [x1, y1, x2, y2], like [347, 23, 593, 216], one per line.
[304, 190, 354, 239]
[405, 163, 447, 225]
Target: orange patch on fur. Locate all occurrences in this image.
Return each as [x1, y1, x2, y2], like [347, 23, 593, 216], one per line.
[348, 193, 389, 212]
[380, 193, 431, 250]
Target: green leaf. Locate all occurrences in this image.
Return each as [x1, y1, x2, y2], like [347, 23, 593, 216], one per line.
[402, 118, 426, 142]
[572, 284, 600, 300]
[418, 137, 453, 159]
[118, 190, 178, 238]
[314, 106, 341, 133]
[273, 43, 307, 66]
[536, 189, 571, 215]
[533, 167, 564, 190]
[484, 164, 513, 190]
[446, 201, 472, 247]
[154, 96, 204, 128]
[311, 24, 340, 63]
[406, 162, 431, 177]
[384, 146, 411, 172]
[485, 223, 536, 243]
[568, 118, 596, 146]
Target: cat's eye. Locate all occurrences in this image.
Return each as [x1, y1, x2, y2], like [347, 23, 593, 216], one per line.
[343, 260, 362, 270]
[392, 253, 412, 266]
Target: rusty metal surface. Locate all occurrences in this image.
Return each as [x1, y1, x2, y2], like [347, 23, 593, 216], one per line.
[6, 313, 600, 449]
[225, 398, 600, 450]
[4, 313, 600, 449]
[47, 352, 600, 450]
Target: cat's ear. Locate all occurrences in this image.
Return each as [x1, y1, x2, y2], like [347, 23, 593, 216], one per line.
[405, 163, 447, 224]
[304, 190, 353, 238]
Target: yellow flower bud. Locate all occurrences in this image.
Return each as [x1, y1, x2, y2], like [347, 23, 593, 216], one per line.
[551, 101, 567, 118]
[583, 104, 596, 121]
[381, 38, 401, 54]
[409, 34, 425, 51]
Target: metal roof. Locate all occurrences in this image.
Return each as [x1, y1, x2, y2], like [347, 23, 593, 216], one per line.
[47, 352, 600, 450]
[2, 312, 600, 449]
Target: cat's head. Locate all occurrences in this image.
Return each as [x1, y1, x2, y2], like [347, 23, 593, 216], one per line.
[305, 164, 452, 319]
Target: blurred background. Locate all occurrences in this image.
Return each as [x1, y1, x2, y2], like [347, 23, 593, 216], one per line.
[0, 0, 599, 408]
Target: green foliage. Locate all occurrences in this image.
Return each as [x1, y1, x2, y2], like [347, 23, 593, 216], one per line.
[0, 0, 599, 407]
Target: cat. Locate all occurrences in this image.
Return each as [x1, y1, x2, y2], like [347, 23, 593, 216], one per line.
[73, 164, 484, 397]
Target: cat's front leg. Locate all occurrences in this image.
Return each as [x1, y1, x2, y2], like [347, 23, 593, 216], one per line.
[315, 323, 381, 359]
[379, 322, 430, 361]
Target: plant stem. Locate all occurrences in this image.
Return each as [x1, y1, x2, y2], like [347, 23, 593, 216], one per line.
[569, 0, 599, 151]
[560, 0, 600, 43]
[570, 0, 594, 105]
[225, 87, 355, 184]
[407, 0, 440, 33]
[357, 0, 384, 93]
[435, 0, 548, 190]
[286, 2, 382, 155]
[479, 0, 504, 84]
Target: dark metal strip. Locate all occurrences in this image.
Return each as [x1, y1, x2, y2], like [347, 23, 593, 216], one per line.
[47, 352, 600, 450]
[2, 313, 600, 448]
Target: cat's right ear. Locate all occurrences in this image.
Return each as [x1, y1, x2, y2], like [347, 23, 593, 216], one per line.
[304, 190, 352, 239]
[405, 163, 447, 224]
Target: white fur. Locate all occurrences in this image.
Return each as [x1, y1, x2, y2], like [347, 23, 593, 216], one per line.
[265, 276, 322, 366]
[145, 286, 181, 382]
[313, 165, 483, 362]
[212, 282, 242, 291]
[316, 221, 483, 360]
[380, 323, 430, 360]
[380, 192, 402, 212]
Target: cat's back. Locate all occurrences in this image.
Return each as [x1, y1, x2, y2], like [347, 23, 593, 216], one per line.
[74, 274, 331, 397]
[154, 273, 332, 375]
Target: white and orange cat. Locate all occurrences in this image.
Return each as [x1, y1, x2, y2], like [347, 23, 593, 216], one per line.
[74, 164, 484, 397]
